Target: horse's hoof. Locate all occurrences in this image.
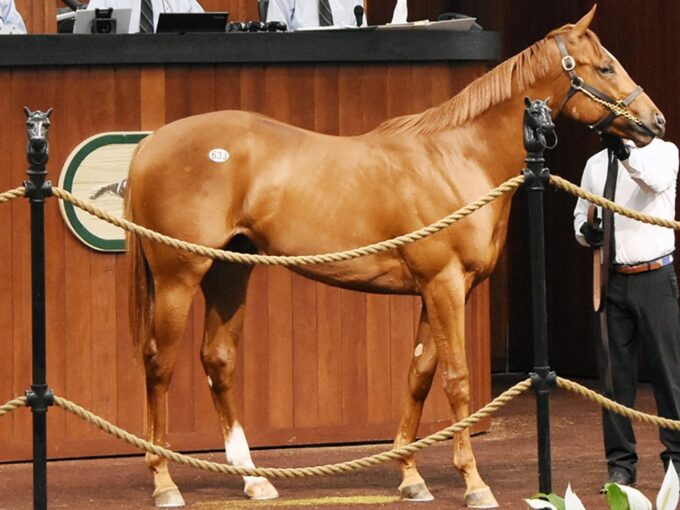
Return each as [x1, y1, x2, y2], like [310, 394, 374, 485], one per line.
[245, 478, 279, 500]
[153, 487, 186, 508]
[465, 487, 499, 508]
[399, 482, 435, 501]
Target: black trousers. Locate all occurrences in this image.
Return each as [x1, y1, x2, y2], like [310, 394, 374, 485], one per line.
[599, 264, 680, 480]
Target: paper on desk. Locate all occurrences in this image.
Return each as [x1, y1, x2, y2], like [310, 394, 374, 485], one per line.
[391, 0, 408, 24]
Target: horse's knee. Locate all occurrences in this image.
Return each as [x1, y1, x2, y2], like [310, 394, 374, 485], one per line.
[200, 343, 237, 391]
[441, 369, 470, 404]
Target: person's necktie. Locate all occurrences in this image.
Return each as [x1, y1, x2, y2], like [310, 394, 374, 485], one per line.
[140, 0, 154, 33]
[318, 0, 334, 26]
[602, 151, 619, 264]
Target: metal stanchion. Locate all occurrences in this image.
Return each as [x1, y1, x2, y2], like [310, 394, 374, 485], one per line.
[22, 107, 54, 510]
[521, 98, 557, 495]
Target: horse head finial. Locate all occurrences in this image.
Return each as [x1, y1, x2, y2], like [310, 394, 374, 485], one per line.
[24, 106, 53, 168]
[523, 97, 558, 153]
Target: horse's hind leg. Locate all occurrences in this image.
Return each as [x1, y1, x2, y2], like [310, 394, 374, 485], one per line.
[423, 272, 498, 509]
[394, 305, 438, 501]
[200, 262, 278, 500]
[144, 267, 208, 507]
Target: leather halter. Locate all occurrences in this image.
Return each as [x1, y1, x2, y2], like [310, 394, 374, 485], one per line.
[554, 34, 646, 132]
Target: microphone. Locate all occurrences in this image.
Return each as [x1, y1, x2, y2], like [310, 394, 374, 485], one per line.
[354, 4, 364, 27]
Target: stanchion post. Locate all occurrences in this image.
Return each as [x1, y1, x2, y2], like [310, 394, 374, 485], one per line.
[23, 107, 54, 510]
[521, 98, 557, 495]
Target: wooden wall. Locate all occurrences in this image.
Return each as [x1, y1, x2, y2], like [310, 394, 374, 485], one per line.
[0, 60, 492, 461]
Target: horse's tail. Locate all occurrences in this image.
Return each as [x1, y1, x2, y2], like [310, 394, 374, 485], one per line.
[124, 149, 154, 355]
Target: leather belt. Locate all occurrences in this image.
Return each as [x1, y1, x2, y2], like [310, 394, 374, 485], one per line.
[614, 254, 674, 274]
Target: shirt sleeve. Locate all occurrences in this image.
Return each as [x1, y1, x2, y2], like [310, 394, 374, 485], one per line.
[573, 155, 600, 247]
[622, 139, 679, 193]
[266, 0, 294, 26]
[186, 0, 204, 13]
[3, 1, 26, 33]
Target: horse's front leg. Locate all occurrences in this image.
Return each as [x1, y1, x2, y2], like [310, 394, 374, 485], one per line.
[422, 272, 498, 509]
[393, 304, 438, 501]
[200, 263, 278, 500]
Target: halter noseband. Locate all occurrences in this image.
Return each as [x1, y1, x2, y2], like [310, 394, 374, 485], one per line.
[554, 34, 648, 133]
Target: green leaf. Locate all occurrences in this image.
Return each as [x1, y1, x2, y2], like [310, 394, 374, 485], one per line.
[605, 483, 630, 510]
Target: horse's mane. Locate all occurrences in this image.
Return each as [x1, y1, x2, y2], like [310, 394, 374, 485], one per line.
[371, 27, 603, 135]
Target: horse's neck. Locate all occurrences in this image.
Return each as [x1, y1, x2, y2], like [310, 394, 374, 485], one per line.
[437, 97, 533, 183]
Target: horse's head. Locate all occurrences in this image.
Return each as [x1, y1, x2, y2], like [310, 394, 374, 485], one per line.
[548, 5, 664, 146]
[24, 106, 52, 165]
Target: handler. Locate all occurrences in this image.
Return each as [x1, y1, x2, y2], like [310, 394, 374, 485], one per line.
[574, 133, 680, 489]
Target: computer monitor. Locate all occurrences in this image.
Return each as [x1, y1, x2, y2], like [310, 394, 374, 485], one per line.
[156, 12, 229, 34]
[73, 8, 132, 34]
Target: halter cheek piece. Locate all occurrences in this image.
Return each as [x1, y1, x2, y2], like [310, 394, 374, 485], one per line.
[554, 34, 648, 133]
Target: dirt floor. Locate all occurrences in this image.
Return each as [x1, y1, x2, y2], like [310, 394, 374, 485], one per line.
[0, 377, 670, 509]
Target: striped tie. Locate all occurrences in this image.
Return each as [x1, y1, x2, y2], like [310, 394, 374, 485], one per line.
[318, 0, 333, 26]
[140, 0, 154, 33]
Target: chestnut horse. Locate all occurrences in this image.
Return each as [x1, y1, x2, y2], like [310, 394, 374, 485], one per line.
[125, 6, 665, 508]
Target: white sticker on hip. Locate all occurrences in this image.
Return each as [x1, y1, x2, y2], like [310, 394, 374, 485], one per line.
[209, 148, 230, 163]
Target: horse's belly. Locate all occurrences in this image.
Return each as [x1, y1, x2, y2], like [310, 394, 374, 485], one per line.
[288, 259, 417, 295]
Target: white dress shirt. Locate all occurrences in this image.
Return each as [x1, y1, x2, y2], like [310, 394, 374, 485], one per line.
[574, 137, 679, 264]
[87, 0, 204, 33]
[0, 0, 26, 33]
[266, 0, 366, 30]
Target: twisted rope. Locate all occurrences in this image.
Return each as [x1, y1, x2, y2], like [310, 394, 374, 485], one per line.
[557, 377, 680, 430]
[0, 396, 27, 416]
[47, 380, 531, 478]
[550, 174, 680, 230]
[52, 175, 525, 266]
[0, 186, 25, 204]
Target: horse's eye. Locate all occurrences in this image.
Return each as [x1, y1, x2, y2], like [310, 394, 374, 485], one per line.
[598, 64, 615, 75]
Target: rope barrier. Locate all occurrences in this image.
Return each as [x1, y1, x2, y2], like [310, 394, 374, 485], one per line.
[0, 396, 27, 417]
[550, 175, 680, 230]
[0, 380, 531, 478]
[0, 186, 25, 203]
[556, 377, 680, 431]
[3, 377, 680, 478]
[49, 176, 525, 266]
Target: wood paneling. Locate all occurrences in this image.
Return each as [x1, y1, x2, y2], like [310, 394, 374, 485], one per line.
[0, 61, 492, 462]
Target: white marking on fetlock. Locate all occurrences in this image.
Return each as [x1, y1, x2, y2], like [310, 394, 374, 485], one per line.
[225, 422, 279, 499]
[414, 343, 423, 357]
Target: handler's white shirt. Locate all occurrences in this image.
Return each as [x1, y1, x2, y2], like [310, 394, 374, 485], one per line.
[87, 0, 204, 33]
[266, 0, 366, 30]
[574, 137, 679, 265]
[0, 0, 26, 33]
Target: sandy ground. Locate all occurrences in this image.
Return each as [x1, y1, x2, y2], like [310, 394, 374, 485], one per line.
[0, 378, 670, 509]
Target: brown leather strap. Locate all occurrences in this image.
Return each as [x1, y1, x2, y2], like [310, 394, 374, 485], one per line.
[588, 205, 602, 311]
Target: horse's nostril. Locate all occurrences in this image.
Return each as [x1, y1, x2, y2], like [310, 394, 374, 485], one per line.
[655, 111, 666, 127]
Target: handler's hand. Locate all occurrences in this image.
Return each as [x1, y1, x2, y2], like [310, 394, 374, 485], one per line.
[601, 133, 631, 161]
[580, 220, 604, 248]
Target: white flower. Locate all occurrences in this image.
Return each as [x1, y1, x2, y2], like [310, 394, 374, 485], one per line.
[656, 461, 679, 510]
[524, 498, 558, 509]
[618, 485, 652, 510]
[564, 484, 586, 510]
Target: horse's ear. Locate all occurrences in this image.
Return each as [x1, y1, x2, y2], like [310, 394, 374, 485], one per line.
[45, 107, 53, 117]
[23, 106, 31, 117]
[524, 96, 531, 107]
[570, 4, 597, 38]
